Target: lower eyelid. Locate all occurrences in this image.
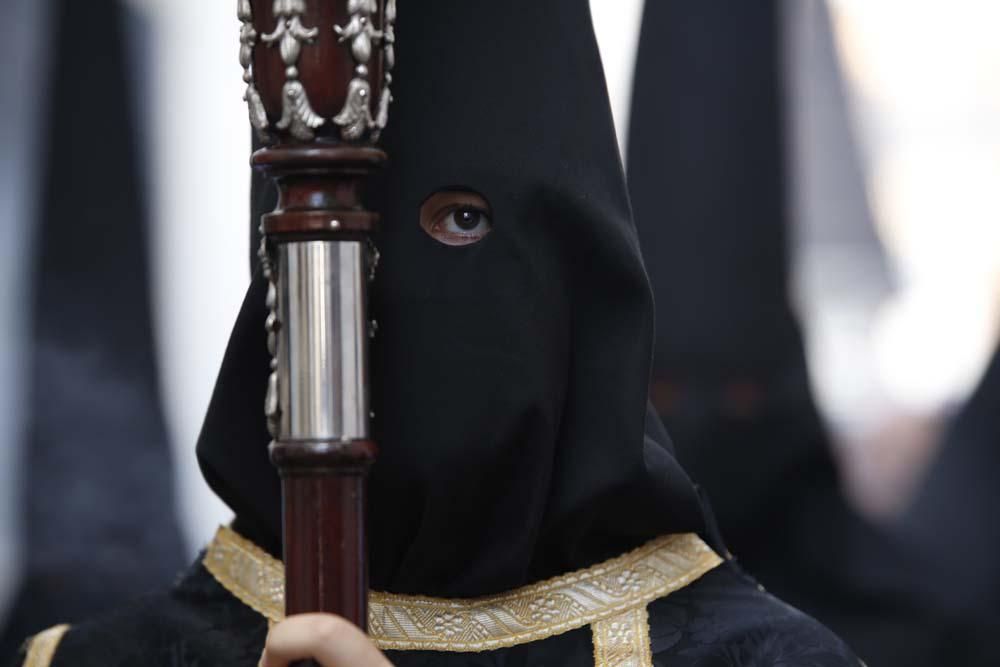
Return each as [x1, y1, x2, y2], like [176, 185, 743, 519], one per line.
[437, 227, 483, 237]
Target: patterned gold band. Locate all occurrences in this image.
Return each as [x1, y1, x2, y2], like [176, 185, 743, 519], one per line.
[204, 525, 722, 657]
[22, 624, 70, 667]
[593, 607, 654, 667]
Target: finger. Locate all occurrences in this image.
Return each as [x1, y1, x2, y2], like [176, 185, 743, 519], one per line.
[259, 614, 392, 667]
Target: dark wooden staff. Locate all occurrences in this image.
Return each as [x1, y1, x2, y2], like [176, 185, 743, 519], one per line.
[238, 0, 395, 633]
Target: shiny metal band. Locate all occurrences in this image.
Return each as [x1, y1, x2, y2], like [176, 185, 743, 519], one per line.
[276, 240, 369, 440]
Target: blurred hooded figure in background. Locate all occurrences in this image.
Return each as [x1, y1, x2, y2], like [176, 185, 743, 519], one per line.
[0, 0, 185, 657]
[12, 1, 860, 665]
[627, 0, 828, 558]
[627, 1, 997, 665]
[895, 344, 1000, 655]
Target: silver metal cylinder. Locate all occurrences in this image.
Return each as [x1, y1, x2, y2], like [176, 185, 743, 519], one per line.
[275, 240, 369, 441]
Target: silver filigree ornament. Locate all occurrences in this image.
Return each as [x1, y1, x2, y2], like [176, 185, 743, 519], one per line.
[262, 0, 325, 140]
[238, 0, 270, 138]
[372, 0, 396, 139]
[334, 0, 381, 63]
[332, 0, 395, 141]
[366, 237, 380, 282]
[333, 76, 375, 141]
[258, 224, 282, 439]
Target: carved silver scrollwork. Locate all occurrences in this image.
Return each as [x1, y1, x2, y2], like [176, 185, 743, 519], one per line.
[333, 0, 381, 62]
[372, 0, 396, 140]
[333, 77, 375, 141]
[263, 0, 324, 141]
[238, 0, 270, 138]
[332, 0, 396, 141]
[259, 226, 282, 438]
[366, 237, 380, 282]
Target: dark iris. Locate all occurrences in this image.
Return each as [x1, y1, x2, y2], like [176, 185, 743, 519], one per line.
[454, 207, 482, 231]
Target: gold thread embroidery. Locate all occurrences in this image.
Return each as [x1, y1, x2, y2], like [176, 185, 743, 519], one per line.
[592, 607, 653, 667]
[203, 525, 722, 652]
[22, 624, 70, 667]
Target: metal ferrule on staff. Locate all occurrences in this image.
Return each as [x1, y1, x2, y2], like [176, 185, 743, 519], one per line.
[237, 0, 396, 630]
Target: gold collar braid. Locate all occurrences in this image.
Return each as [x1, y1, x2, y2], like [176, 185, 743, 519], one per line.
[204, 525, 721, 655]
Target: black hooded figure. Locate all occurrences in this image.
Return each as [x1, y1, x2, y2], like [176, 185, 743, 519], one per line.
[905, 343, 1000, 610]
[0, 0, 184, 658]
[626, 0, 846, 596]
[12, 2, 859, 665]
[626, 2, 996, 665]
[893, 344, 1000, 662]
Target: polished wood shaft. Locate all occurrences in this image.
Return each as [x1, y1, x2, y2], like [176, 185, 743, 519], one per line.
[243, 0, 392, 641]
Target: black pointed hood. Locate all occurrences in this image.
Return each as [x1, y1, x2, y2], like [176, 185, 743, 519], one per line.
[198, 0, 711, 598]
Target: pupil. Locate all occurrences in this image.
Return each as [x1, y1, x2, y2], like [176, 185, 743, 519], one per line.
[454, 208, 481, 231]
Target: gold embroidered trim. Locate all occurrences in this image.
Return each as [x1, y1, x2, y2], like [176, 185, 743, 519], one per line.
[204, 525, 722, 652]
[592, 607, 653, 667]
[22, 624, 70, 667]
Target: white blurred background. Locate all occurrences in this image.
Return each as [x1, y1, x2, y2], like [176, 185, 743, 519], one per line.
[130, 0, 249, 552]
